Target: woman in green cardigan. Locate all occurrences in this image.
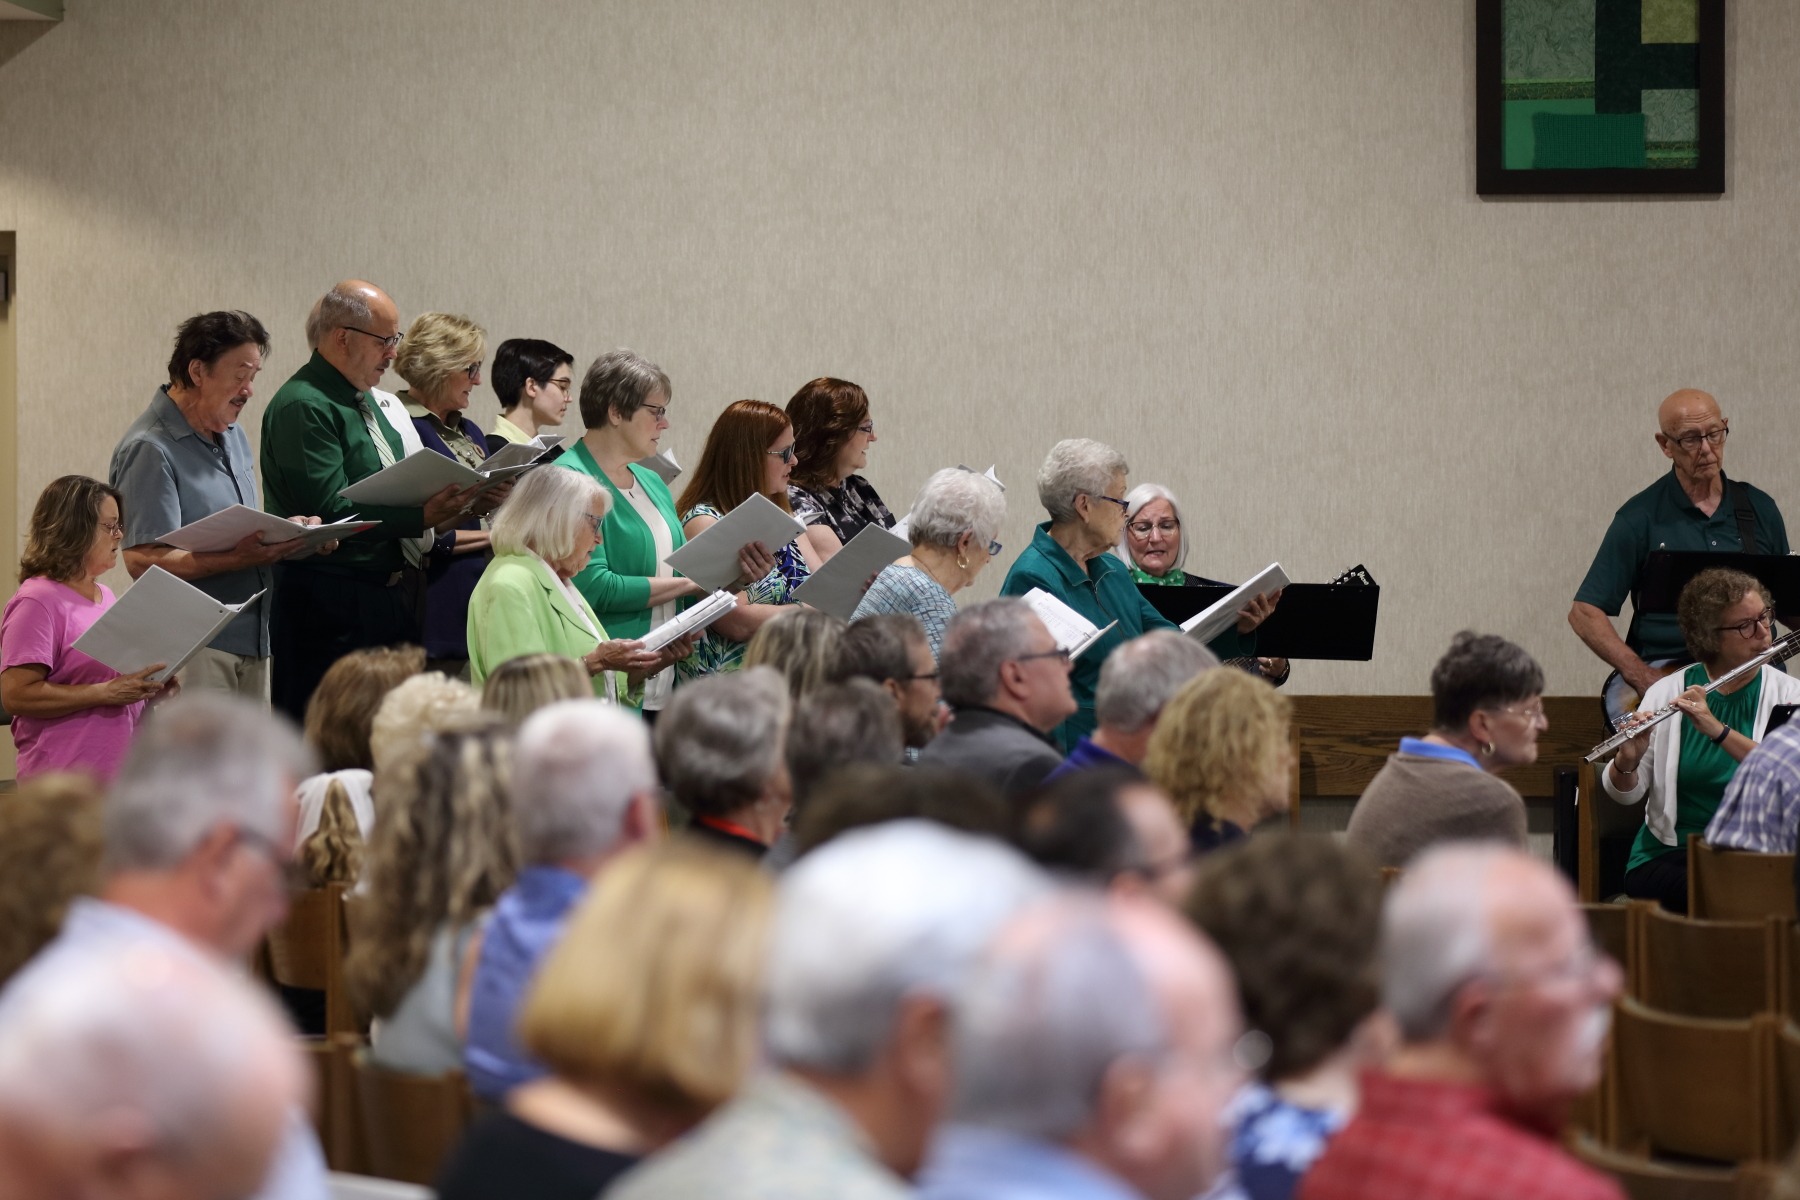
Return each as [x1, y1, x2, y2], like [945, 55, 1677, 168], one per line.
[468, 465, 689, 704]
[557, 349, 712, 715]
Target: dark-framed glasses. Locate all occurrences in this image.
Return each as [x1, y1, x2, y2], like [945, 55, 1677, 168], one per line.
[1088, 493, 1130, 514]
[345, 326, 403, 351]
[1719, 607, 1775, 638]
[1014, 646, 1072, 666]
[463, 362, 483, 382]
[1670, 424, 1729, 454]
[857, 420, 876, 435]
[1128, 519, 1180, 537]
[642, 402, 669, 420]
[546, 376, 574, 394]
[767, 445, 797, 464]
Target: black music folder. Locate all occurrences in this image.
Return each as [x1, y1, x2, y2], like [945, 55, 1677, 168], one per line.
[1137, 567, 1380, 661]
[1637, 551, 1800, 620]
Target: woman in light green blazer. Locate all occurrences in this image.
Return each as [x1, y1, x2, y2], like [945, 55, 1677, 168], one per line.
[468, 466, 691, 705]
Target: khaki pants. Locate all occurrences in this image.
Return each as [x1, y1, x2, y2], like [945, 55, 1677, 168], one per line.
[180, 647, 272, 705]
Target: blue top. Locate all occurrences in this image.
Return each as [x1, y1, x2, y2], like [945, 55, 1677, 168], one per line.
[1001, 523, 1178, 751]
[854, 564, 958, 661]
[108, 387, 271, 656]
[463, 865, 586, 1101]
[919, 1124, 1140, 1200]
[1226, 1082, 1345, 1200]
[1043, 736, 1140, 784]
[1397, 736, 1484, 772]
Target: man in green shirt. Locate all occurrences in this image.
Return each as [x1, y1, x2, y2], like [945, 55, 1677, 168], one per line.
[260, 280, 489, 720]
[1570, 388, 1788, 701]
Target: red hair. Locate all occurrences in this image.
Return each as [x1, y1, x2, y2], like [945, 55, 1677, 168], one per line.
[678, 401, 794, 516]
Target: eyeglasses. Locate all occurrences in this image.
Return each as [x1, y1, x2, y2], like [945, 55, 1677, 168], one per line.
[900, 670, 940, 682]
[642, 402, 668, 420]
[767, 445, 797, 464]
[1495, 702, 1547, 726]
[1719, 607, 1775, 638]
[234, 826, 306, 895]
[857, 421, 876, 435]
[580, 512, 606, 538]
[344, 326, 404, 351]
[1668, 424, 1729, 454]
[1128, 519, 1180, 537]
[1088, 493, 1130, 514]
[546, 376, 574, 394]
[1013, 646, 1072, 666]
[986, 539, 1004, 557]
[98, 519, 124, 537]
[463, 362, 483, 382]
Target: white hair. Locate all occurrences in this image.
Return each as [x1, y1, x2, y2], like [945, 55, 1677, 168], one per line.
[1381, 844, 1511, 1041]
[1036, 438, 1128, 525]
[491, 465, 612, 564]
[764, 820, 1050, 1074]
[1095, 631, 1219, 732]
[951, 893, 1167, 1138]
[105, 695, 315, 872]
[655, 667, 791, 817]
[939, 599, 1039, 709]
[1115, 482, 1187, 573]
[908, 468, 1006, 551]
[512, 700, 656, 864]
[368, 671, 479, 777]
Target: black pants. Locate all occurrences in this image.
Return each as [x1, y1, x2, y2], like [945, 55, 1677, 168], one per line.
[1623, 849, 1688, 914]
[271, 564, 425, 724]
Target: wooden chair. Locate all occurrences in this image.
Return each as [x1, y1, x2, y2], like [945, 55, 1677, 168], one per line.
[1629, 900, 1781, 1020]
[1568, 1134, 1774, 1200]
[1578, 759, 1645, 903]
[352, 1054, 473, 1186]
[1582, 902, 1631, 977]
[1769, 1020, 1800, 1162]
[1783, 924, 1800, 1024]
[266, 884, 358, 1037]
[1689, 834, 1798, 922]
[1609, 995, 1776, 1163]
[299, 1034, 368, 1174]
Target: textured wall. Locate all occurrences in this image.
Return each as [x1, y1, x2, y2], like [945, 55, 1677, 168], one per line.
[2, 0, 1797, 695]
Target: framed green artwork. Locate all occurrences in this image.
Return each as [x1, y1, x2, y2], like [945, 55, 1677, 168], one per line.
[1476, 0, 1724, 195]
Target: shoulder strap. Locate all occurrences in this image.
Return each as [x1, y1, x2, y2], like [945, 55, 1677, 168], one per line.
[1729, 474, 1759, 552]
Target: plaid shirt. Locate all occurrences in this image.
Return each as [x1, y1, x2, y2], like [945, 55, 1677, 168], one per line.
[1297, 1073, 1623, 1200]
[1706, 720, 1800, 852]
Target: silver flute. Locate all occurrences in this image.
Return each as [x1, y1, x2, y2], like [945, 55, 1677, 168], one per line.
[1585, 628, 1800, 762]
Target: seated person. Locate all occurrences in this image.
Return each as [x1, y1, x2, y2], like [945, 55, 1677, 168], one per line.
[655, 667, 794, 859]
[1012, 767, 1195, 907]
[1145, 668, 1292, 851]
[831, 613, 945, 751]
[478, 653, 591, 728]
[789, 765, 1010, 860]
[0, 774, 103, 988]
[743, 607, 846, 703]
[765, 678, 904, 871]
[1045, 629, 1217, 781]
[1345, 631, 1541, 870]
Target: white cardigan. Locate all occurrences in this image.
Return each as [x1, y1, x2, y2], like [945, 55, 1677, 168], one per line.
[1602, 665, 1800, 852]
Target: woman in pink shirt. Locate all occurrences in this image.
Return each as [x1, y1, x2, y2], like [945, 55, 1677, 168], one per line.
[1, 476, 171, 781]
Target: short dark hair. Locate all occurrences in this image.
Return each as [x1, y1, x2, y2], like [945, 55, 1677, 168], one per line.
[785, 680, 903, 807]
[491, 338, 574, 412]
[166, 311, 270, 390]
[1428, 631, 1545, 731]
[1184, 834, 1382, 1082]
[1012, 768, 1145, 882]
[791, 765, 1008, 858]
[1678, 567, 1771, 663]
[832, 614, 926, 686]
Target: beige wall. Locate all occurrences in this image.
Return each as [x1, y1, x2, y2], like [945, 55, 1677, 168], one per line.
[2, 1, 1797, 696]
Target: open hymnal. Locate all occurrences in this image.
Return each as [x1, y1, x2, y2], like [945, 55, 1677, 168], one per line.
[338, 448, 539, 507]
[156, 506, 377, 559]
[792, 524, 910, 620]
[1180, 562, 1291, 646]
[478, 435, 565, 473]
[1019, 588, 1117, 662]
[640, 589, 737, 653]
[636, 449, 681, 484]
[664, 493, 807, 592]
[72, 566, 264, 683]
[891, 464, 1003, 542]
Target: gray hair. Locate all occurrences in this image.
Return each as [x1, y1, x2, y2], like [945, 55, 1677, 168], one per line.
[303, 283, 374, 349]
[1115, 482, 1187, 573]
[492, 465, 612, 565]
[940, 599, 1039, 708]
[512, 700, 657, 864]
[764, 820, 1049, 1073]
[787, 679, 904, 806]
[1095, 631, 1220, 732]
[655, 667, 791, 818]
[106, 696, 315, 872]
[952, 894, 1166, 1138]
[908, 468, 1006, 551]
[1381, 844, 1508, 1041]
[1036, 438, 1128, 525]
[578, 348, 672, 430]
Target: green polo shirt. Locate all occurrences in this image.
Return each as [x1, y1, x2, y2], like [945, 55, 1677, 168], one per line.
[260, 351, 429, 576]
[1574, 470, 1788, 663]
[556, 440, 689, 641]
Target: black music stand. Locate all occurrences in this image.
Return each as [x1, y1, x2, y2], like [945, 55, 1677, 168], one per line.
[1137, 577, 1381, 660]
[1637, 551, 1800, 623]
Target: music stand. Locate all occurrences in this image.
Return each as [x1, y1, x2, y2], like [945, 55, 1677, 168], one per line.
[1137, 576, 1381, 660]
[1637, 552, 1800, 624]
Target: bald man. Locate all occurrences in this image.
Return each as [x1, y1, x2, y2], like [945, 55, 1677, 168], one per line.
[1570, 388, 1787, 702]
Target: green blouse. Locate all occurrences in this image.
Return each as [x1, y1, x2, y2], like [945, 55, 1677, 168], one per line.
[1628, 662, 1761, 870]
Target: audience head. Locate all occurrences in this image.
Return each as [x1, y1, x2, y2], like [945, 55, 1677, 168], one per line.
[347, 717, 519, 1021]
[0, 947, 305, 1200]
[520, 839, 774, 1134]
[104, 695, 315, 958]
[367, 671, 481, 779]
[791, 765, 1010, 859]
[491, 464, 611, 580]
[787, 679, 905, 809]
[1679, 566, 1773, 668]
[744, 607, 847, 703]
[1037, 438, 1130, 552]
[940, 599, 1076, 734]
[492, 337, 575, 425]
[163, 310, 271, 433]
[20, 474, 123, 585]
[480, 652, 592, 726]
[1427, 631, 1546, 769]
[1381, 844, 1621, 1122]
[1094, 631, 1219, 761]
[787, 377, 874, 491]
[1015, 769, 1194, 907]
[834, 614, 941, 748]
[765, 821, 1049, 1177]
[677, 399, 795, 516]
[1185, 835, 1386, 1086]
[1656, 386, 1726, 485]
[0, 774, 103, 988]
[514, 699, 660, 870]
[952, 892, 1245, 1200]
[303, 645, 426, 772]
[1118, 483, 1186, 579]
[393, 312, 487, 417]
[1145, 669, 1291, 832]
[905, 466, 1007, 590]
[578, 348, 672, 462]
[655, 667, 793, 840]
[307, 279, 400, 392]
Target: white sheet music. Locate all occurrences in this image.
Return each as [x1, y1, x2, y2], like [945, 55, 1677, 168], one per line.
[480, 435, 566, 473]
[636, 450, 681, 484]
[792, 524, 910, 619]
[664, 493, 807, 592]
[72, 566, 263, 683]
[640, 589, 737, 652]
[1180, 562, 1290, 646]
[1019, 588, 1116, 662]
[157, 506, 377, 558]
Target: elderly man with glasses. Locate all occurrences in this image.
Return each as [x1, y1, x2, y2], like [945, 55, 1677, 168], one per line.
[1570, 388, 1788, 725]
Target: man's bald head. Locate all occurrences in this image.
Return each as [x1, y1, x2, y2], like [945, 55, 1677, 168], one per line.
[1658, 387, 1721, 434]
[1654, 388, 1728, 485]
[308, 279, 400, 391]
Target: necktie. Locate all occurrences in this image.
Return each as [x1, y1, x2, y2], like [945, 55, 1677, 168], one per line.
[359, 397, 424, 568]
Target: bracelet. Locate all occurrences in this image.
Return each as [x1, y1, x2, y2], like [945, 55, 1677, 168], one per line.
[1710, 725, 1731, 746]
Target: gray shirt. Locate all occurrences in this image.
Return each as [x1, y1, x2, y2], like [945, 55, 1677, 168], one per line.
[109, 387, 270, 656]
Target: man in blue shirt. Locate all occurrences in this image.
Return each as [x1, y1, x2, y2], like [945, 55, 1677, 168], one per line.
[1046, 631, 1219, 783]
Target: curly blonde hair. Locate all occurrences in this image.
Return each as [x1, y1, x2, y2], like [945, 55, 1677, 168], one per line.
[0, 774, 104, 986]
[393, 311, 486, 400]
[368, 673, 481, 778]
[1145, 668, 1292, 828]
